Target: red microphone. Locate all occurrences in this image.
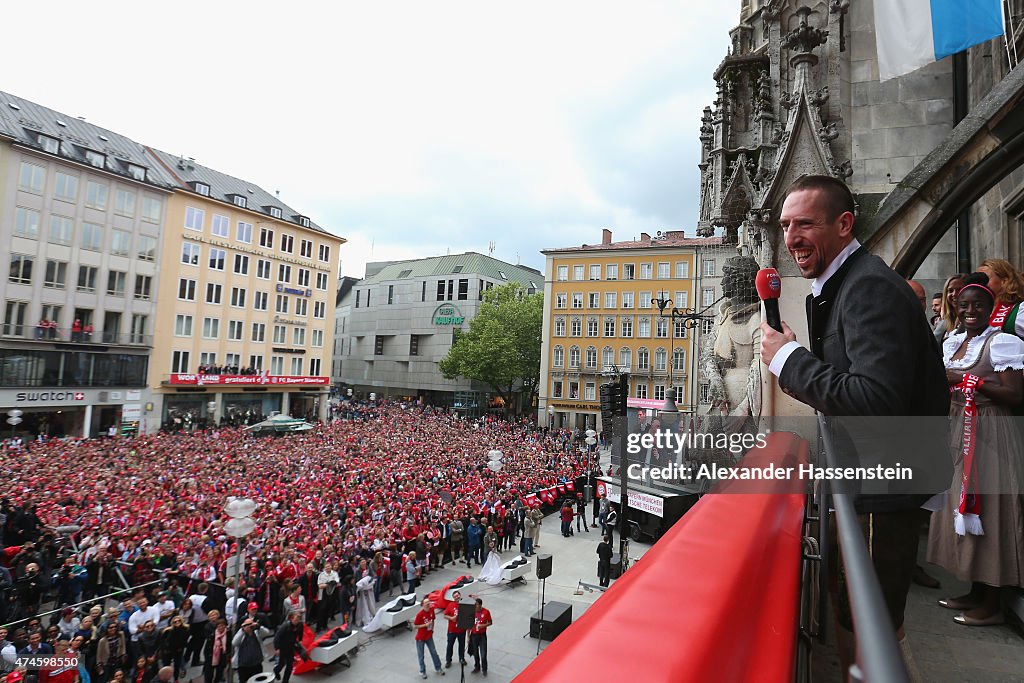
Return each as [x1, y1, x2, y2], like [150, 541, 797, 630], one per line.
[755, 268, 783, 332]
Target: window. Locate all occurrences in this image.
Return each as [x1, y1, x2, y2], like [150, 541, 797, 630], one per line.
[44, 260, 67, 289]
[171, 351, 190, 374]
[8, 254, 33, 284]
[202, 317, 220, 339]
[142, 196, 162, 222]
[138, 235, 157, 262]
[85, 150, 104, 168]
[111, 230, 131, 256]
[126, 164, 146, 181]
[569, 346, 581, 368]
[603, 347, 615, 368]
[675, 291, 689, 309]
[232, 195, 247, 208]
[181, 243, 200, 265]
[130, 314, 148, 343]
[211, 215, 229, 237]
[251, 323, 266, 342]
[209, 248, 226, 270]
[585, 382, 596, 401]
[656, 318, 668, 338]
[114, 190, 135, 217]
[259, 228, 274, 248]
[587, 319, 598, 336]
[48, 215, 73, 245]
[640, 263, 653, 279]
[297, 268, 310, 287]
[619, 347, 632, 368]
[572, 293, 583, 308]
[554, 318, 566, 336]
[585, 347, 597, 369]
[228, 320, 244, 341]
[273, 325, 287, 344]
[54, 172, 78, 201]
[638, 318, 651, 337]
[675, 320, 688, 339]
[270, 356, 284, 375]
[82, 223, 103, 251]
[589, 264, 601, 280]
[316, 272, 329, 290]
[436, 280, 446, 302]
[178, 278, 196, 301]
[292, 328, 305, 346]
[14, 207, 40, 238]
[458, 279, 468, 301]
[134, 275, 152, 300]
[77, 265, 98, 293]
[605, 292, 617, 308]
[233, 254, 249, 275]
[278, 264, 291, 282]
[699, 383, 711, 403]
[290, 357, 303, 375]
[311, 329, 324, 347]
[701, 319, 714, 335]
[409, 334, 419, 356]
[623, 264, 635, 280]
[18, 162, 45, 194]
[637, 348, 649, 369]
[606, 264, 618, 280]
[225, 353, 240, 369]
[318, 244, 331, 262]
[199, 352, 217, 368]
[588, 292, 600, 308]
[313, 301, 326, 318]
[355, 291, 361, 308]
[231, 287, 246, 308]
[654, 385, 665, 401]
[556, 266, 568, 282]
[639, 292, 652, 309]
[295, 299, 307, 316]
[636, 383, 648, 399]
[555, 293, 567, 308]
[621, 292, 634, 308]
[249, 354, 263, 370]
[703, 259, 715, 277]
[275, 294, 289, 313]
[185, 207, 204, 231]
[604, 318, 615, 337]
[658, 262, 670, 279]
[190, 182, 210, 197]
[673, 348, 686, 371]
[570, 319, 582, 336]
[702, 287, 715, 307]
[175, 315, 193, 337]
[573, 265, 585, 281]
[300, 239, 313, 258]
[237, 221, 253, 244]
[206, 283, 222, 304]
[280, 234, 294, 253]
[654, 348, 667, 371]
[552, 380, 563, 398]
[621, 318, 633, 337]
[86, 181, 108, 209]
[374, 336, 385, 355]
[256, 259, 271, 279]
[552, 346, 564, 367]
[106, 271, 126, 296]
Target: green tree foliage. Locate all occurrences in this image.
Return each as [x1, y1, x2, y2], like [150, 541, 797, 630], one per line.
[438, 282, 543, 415]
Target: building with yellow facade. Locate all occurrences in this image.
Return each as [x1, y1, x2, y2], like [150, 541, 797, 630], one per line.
[538, 229, 720, 432]
[143, 149, 344, 432]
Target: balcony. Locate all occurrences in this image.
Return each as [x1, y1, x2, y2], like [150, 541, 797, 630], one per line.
[162, 373, 330, 387]
[2, 325, 152, 346]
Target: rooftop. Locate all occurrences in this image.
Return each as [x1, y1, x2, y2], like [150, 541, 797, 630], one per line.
[360, 252, 542, 288]
[543, 228, 723, 254]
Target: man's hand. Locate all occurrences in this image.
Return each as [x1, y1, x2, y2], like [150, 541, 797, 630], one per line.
[759, 321, 797, 367]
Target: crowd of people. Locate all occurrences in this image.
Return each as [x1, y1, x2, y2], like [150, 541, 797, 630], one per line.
[0, 405, 596, 683]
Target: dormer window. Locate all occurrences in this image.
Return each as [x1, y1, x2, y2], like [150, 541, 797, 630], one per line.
[192, 182, 210, 197]
[267, 206, 282, 219]
[84, 149, 105, 168]
[498, 271, 507, 280]
[127, 164, 146, 181]
[231, 194, 247, 208]
[37, 133, 60, 154]
[295, 215, 311, 228]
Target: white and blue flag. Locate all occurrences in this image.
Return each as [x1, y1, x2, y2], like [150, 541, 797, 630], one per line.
[874, 0, 1004, 80]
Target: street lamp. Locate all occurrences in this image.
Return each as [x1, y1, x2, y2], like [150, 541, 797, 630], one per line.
[7, 409, 23, 440]
[547, 405, 555, 429]
[223, 497, 257, 683]
[584, 429, 597, 502]
[653, 291, 713, 417]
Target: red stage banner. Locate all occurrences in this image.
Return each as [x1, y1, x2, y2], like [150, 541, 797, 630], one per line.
[168, 374, 330, 386]
[515, 432, 809, 683]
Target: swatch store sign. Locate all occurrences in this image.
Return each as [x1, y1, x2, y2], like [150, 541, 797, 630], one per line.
[13, 390, 86, 405]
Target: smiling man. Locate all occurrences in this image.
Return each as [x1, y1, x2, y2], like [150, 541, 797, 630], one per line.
[758, 175, 950, 676]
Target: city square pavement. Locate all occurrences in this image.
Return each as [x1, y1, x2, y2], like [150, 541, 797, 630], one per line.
[274, 512, 648, 683]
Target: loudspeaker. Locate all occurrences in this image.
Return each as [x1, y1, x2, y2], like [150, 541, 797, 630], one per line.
[456, 600, 476, 630]
[609, 553, 622, 579]
[536, 554, 552, 579]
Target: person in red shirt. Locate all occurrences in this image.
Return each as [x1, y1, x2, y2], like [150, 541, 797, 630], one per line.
[412, 598, 444, 679]
[469, 598, 492, 676]
[442, 590, 466, 669]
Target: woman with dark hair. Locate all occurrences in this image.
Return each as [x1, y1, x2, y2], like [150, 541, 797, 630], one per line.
[978, 258, 1024, 340]
[934, 273, 968, 342]
[927, 273, 1024, 626]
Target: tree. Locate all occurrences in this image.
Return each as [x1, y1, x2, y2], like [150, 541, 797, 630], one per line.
[438, 283, 543, 415]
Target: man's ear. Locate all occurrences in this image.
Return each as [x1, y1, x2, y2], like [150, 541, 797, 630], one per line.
[837, 210, 855, 238]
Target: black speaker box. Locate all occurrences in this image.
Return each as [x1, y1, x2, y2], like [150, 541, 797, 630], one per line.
[610, 553, 622, 579]
[535, 553, 552, 579]
[529, 601, 572, 640]
[456, 600, 476, 630]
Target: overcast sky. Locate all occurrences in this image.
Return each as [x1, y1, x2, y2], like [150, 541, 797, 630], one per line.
[4, 1, 737, 278]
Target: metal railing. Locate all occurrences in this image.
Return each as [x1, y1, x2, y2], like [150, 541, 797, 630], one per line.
[816, 413, 909, 683]
[2, 326, 152, 346]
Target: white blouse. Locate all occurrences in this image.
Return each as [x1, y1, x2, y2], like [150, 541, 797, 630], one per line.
[943, 326, 1024, 372]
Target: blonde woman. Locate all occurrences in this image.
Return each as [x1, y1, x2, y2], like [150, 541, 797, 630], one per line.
[979, 258, 1024, 340]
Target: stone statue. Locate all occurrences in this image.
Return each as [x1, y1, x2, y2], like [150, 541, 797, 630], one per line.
[701, 255, 762, 432]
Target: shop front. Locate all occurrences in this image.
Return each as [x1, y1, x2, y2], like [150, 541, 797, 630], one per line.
[0, 387, 150, 438]
[545, 401, 598, 431]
